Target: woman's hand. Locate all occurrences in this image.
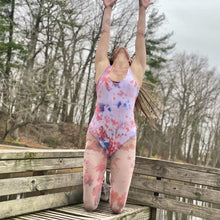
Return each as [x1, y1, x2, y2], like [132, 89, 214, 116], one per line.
[102, 0, 117, 8]
[139, 0, 154, 9]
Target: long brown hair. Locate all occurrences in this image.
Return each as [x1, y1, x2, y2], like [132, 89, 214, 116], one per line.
[135, 80, 163, 130]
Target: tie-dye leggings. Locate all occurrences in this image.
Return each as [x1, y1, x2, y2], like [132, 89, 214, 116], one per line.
[83, 131, 136, 214]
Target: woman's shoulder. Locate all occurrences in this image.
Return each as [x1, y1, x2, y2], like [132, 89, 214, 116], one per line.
[130, 61, 145, 89]
[95, 61, 111, 84]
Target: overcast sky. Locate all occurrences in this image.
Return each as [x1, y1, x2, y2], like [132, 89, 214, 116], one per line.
[155, 0, 220, 74]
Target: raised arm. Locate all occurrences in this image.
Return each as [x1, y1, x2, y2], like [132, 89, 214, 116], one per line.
[95, 0, 117, 83]
[131, 0, 153, 87]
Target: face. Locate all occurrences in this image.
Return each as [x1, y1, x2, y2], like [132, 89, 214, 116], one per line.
[112, 46, 131, 65]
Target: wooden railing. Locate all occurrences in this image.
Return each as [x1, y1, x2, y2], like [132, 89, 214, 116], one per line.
[0, 149, 220, 220]
[107, 156, 220, 220]
[0, 149, 84, 219]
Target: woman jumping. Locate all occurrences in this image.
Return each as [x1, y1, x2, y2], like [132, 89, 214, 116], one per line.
[83, 0, 154, 214]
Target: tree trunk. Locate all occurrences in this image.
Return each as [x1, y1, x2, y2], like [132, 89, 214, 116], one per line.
[3, 0, 15, 108]
[187, 125, 195, 163]
[78, 58, 93, 148]
[88, 85, 97, 124]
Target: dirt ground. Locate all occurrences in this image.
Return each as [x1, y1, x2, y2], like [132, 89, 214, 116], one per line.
[0, 122, 87, 150]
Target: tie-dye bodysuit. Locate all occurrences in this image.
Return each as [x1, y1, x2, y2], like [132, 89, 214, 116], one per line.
[88, 65, 139, 158]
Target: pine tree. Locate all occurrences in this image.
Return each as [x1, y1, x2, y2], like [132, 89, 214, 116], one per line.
[0, 0, 25, 103]
[145, 8, 175, 83]
[0, 0, 10, 78]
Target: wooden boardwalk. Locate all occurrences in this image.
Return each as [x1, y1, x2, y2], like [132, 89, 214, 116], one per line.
[8, 201, 150, 220]
[1, 148, 220, 220]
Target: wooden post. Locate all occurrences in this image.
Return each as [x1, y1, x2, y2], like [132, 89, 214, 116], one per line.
[150, 177, 162, 220]
[150, 207, 157, 220]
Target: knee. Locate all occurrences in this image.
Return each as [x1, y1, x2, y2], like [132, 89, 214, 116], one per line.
[83, 193, 99, 212]
[110, 203, 124, 214]
[83, 200, 98, 212]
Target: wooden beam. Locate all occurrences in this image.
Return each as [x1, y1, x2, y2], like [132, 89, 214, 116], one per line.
[135, 156, 220, 175]
[127, 188, 220, 220]
[0, 172, 83, 196]
[150, 207, 157, 220]
[54, 201, 150, 220]
[0, 157, 83, 174]
[133, 157, 220, 187]
[0, 149, 84, 160]
[130, 174, 220, 205]
[0, 189, 83, 219]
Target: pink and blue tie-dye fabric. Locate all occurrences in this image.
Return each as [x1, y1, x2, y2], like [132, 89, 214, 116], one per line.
[88, 65, 139, 158]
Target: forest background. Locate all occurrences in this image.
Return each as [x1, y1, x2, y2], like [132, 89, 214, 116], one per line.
[0, 0, 219, 168]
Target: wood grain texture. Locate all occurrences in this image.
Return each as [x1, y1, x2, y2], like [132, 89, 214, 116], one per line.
[127, 188, 220, 220]
[0, 189, 83, 219]
[107, 156, 220, 175]
[2, 150, 220, 220]
[0, 149, 84, 160]
[135, 156, 220, 175]
[133, 157, 220, 187]
[0, 172, 83, 196]
[130, 174, 220, 205]
[7, 201, 150, 220]
[54, 201, 150, 220]
[0, 157, 83, 174]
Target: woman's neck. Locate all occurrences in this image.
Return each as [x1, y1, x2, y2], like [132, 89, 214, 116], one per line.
[112, 61, 129, 71]
[111, 66, 129, 71]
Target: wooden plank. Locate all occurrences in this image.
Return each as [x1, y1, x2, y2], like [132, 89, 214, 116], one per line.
[107, 208, 150, 220]
[132, 157, 220, 187]
[22, 210, 86, 220]
[127, 188, 220, 220]
[107, 157, 220, 176]
[0, 157, 84, 174]
[135, 156, 220, 175]
[130, 174, 220, 205]
[46, 210, 94, 220]
[8, 202, 150, 220]
[56, 203, 114, 217]
[0, 189, 83, 219]
[150, 207, 157, 220]
[15, 215, 46, 220]
[0, 168, 83, 180]
[54, 201, 150, 220]
[55, 206, 108, 219]
[0, 172, 83, 196]
[0, 149, 84, 160]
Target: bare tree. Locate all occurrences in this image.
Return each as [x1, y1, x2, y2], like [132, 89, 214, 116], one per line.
[156, 52, 220, 165]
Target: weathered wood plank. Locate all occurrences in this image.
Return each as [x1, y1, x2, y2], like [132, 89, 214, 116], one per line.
[0, 168, 83, 180]
[20, 210, 89, 220]
[0, 157, 84, 174]
[132, 157, 220, 187]
[0, 189, 83, 219]
[54, 201, 150, 220]
[108, 157, 220, 176]
[14, 215, 43, 220]
[0, 149, 84, 160]
[135, 156, 220, 175]
[150, 207, 157, 220]
[0, 172, 83, 196]
[127, 188, 220, 220]
[8, 201, 150, 220]
[55, 206, 110, 219]
[108, 208, 150, 220]
[46, 210, 94, 220]
[16, 214, 52, 220]
[130, 174, 220, 205]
